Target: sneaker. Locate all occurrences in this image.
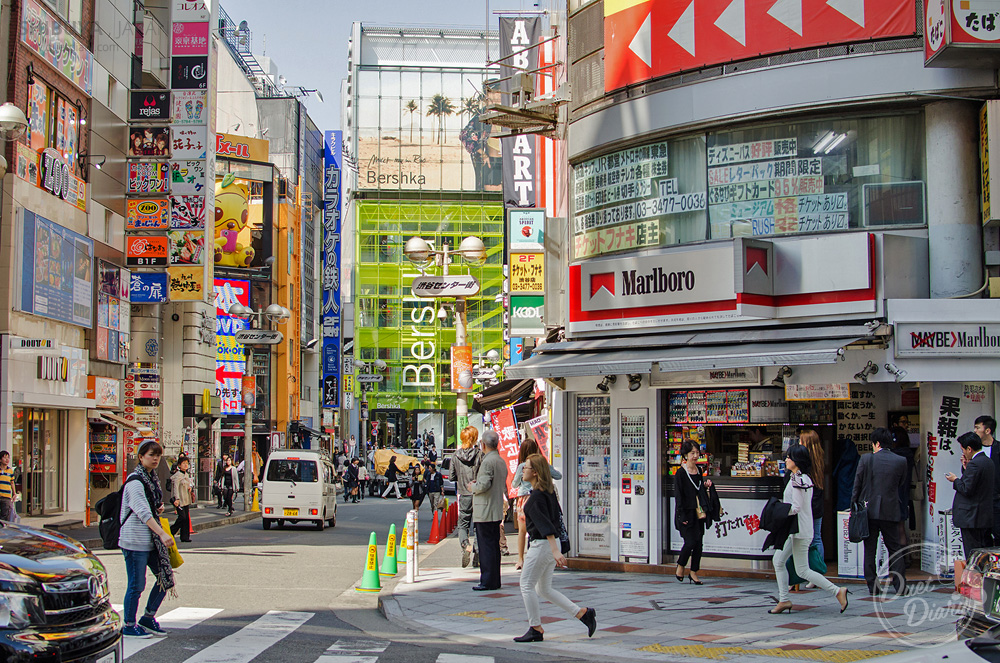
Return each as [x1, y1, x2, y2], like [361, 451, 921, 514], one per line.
[123, 624, 153, 638]
[138, 615, 165, 634]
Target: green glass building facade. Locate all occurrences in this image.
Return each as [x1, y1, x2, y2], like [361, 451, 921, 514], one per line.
[354, 200, 505, 449]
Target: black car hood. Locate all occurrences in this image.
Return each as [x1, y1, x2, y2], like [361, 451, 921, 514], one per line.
[0, 523, 100, 578]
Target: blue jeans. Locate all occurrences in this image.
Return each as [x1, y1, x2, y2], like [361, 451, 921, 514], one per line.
[811, 516, 825, 560]
[122, 548, 167, 625]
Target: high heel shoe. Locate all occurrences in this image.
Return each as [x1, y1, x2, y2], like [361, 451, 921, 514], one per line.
[837, 588, 852, 613]
[768, 601, 793, 614]
[675, 573, 685, 582]
[688, 575, 703, 585]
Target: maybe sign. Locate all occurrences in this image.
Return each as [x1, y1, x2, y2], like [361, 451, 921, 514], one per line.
[411, 275, 480, 298]
[234, 329, 284, 345]
[896, 323, 1000, 357]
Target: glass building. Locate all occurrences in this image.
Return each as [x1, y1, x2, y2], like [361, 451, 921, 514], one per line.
[345, 24, 503, 449]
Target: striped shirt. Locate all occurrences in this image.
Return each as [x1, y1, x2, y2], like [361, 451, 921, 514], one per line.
[0, 468, 15, 500]
[119, 478, 154, 551]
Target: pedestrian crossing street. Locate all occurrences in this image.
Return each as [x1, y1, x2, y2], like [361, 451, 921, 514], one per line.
[112, 605, 498, 663]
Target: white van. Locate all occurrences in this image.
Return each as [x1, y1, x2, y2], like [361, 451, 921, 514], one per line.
[260, 450, 338, 530]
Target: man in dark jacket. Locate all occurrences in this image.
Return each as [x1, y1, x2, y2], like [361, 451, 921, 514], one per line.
[947, 431, 996, 559]
[213, 454, 229, 508]
[975, 415, 1000, 545]
[852, 428, 908, 595]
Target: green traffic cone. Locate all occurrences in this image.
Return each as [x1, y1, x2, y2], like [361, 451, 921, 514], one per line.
[357, 532, 382, 592]
[396, 522, 407, 563]
[380, 524, 398, 576]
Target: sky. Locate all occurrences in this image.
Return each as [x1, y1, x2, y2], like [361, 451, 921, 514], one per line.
[224, 0, 544, 132]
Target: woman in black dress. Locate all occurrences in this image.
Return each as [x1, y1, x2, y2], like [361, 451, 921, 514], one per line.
[674, 440, 712, 584]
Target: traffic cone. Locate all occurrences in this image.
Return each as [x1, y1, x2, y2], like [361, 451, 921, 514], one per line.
[451, 501, 458, 531]
[380, 524, 398, 577]
[446, 503, 454, 533]
[188, 511, 195, 538]
[427, 510, 442, 544]
[396, 523, 407, 563]
[356, 532, 382, 593]
[251, 486, 260, 512]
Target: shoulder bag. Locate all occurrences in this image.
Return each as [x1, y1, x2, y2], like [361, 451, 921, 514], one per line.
[848, 455, 871, 543]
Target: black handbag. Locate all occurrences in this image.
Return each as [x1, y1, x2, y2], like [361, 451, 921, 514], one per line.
[556, 498, 571, 555]
[848, 456, 871, 543]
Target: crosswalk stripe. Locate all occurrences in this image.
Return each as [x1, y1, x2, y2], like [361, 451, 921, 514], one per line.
[314, 657, 378, 663]
[180, 610, 313, 663]
[158, 606, 224, 629]
[325, 639, 389, 653]
[123, 635, 164, 659]
[436, 655, 493, 663]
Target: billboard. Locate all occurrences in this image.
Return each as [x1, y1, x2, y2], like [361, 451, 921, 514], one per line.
[605, 0, 916, 91]
[322, 131, 342, 409]
[20, 211, 94, 327]
[214, 278, 249, 415]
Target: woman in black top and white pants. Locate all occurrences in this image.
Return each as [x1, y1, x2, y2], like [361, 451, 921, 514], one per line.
[674, 440, 712, 584]
[514, 453, 598, 643]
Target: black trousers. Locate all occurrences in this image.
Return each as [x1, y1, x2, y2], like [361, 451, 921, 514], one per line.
[677, 521, 704, 572]
[864, 519, 906, 595]
[991, 503, 1000, 546]
[222, 488, 235, 513]
[962, 527, 993, 560]
[475, 520, 502, 589]
[171, 505, 191, 542]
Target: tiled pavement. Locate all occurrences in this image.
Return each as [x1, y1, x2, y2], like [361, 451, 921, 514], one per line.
[379, 538, 967, 663]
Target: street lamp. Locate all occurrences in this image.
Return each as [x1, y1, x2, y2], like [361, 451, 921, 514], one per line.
[404, 235, 487, 435]
[227, 303, 291, 511]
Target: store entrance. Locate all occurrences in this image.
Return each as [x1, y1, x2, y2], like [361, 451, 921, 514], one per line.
[373, 409, 406, 449]
[12, 407, 66, 515]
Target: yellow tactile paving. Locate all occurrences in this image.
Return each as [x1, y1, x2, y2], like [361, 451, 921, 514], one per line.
[637, 643, 901, 662]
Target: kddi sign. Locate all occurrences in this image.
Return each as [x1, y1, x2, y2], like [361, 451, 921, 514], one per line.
[40, 149, 73, 202]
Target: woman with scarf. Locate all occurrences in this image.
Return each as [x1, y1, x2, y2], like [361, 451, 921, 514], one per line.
[120, 440, 176, 638]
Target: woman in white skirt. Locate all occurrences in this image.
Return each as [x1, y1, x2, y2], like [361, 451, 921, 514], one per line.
[770, 444, 850, 615]
[515, 453, 597, 642]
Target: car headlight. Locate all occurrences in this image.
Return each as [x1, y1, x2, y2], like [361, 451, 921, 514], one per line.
[0, 593, 44, 629]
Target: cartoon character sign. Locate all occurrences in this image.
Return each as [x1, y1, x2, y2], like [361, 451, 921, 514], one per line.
[214, 176, 255, 268]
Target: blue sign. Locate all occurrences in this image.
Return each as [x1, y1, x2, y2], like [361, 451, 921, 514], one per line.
[21, 211, 94, 327]
[510, 337, 524, 365]
[130, 273, 169, 303]
[322, 130, 343, 409]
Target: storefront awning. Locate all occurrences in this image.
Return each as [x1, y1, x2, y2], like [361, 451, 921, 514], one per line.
[472, 379, 536, 414]
[506, 338, 863, 379]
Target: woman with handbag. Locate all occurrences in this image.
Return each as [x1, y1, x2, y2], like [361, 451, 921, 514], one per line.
[408, 463, 425, 511]
[514, 453, 597, 643]
[770, 444, 850, 615]
[674, 440, 712, 584]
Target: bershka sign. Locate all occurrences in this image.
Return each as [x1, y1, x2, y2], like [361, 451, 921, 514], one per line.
[499, 17, 541, 209]
[130, 90, 170, 121]
[896, 323, 1000, 357]
[411, 275, 481, 298]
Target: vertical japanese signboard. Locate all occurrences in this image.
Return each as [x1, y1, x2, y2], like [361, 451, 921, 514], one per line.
[214, 278, 249, 415]
[499, 17, 541, 209]
[322, 131, 343, 410]
[490, 407, 520, 498]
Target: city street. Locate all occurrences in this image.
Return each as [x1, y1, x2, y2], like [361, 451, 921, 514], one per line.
[100, 497, 582, 663]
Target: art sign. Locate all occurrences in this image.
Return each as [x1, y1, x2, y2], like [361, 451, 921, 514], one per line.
[499, 17, 541, 208]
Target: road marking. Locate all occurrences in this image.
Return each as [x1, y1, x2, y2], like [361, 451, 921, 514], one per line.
[325, 639, 389, 653]
[158, 606, 224, 629]
[437, 655, 494, 663]
[124, 636, 165, 659]
[181, 610, 313, 663]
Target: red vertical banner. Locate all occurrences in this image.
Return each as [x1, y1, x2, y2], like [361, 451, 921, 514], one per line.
[491, 407, 520, 497]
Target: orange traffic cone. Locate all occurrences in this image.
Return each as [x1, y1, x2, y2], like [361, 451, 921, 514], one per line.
[188, 512, 195, 538]
[450, 501, 458, 531]
[448, 503, 455, 533]
[427, 510, 442, 544]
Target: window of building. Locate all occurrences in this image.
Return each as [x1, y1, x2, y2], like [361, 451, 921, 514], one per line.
[41, 0, 83, 34]
[571, 111, 926, 260]
[25, 79, 82, 176]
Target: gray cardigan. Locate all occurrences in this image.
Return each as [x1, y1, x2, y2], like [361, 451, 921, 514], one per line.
[119, 478, 155, 552]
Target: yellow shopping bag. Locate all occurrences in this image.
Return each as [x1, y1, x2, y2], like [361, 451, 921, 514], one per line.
[159, 517, 184, 569]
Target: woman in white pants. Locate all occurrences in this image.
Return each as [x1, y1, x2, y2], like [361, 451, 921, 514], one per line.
[514, 453, 597, 643]
[770, 444, 850, 615]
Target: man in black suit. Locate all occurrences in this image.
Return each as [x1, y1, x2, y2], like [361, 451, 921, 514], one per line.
[852, 428, 909, 595]
[975, 415, 1000, 546]
[947, 431, 996, 559]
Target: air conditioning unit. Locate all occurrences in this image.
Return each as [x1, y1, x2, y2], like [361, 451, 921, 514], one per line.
[278, 177, 289, 198]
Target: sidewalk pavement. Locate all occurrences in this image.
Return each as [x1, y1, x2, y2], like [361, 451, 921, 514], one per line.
[379, 536, 963, 663]
[17, 500, 260, 549]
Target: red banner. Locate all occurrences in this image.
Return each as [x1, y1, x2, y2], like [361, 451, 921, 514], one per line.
[490, 407, 520, 498]
[605, 0, 917, 91]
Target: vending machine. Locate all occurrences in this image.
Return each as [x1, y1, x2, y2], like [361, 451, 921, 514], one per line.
[618, 407, 649, 562]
